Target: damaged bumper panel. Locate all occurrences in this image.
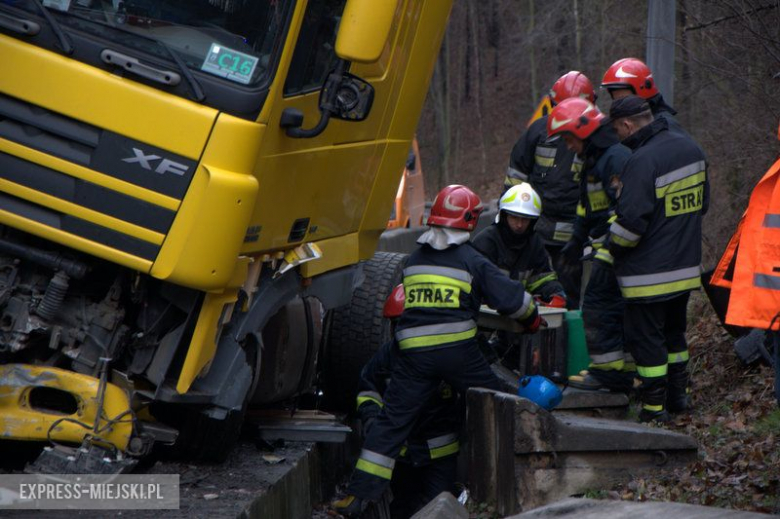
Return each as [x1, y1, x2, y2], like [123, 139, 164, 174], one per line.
[0, 364, 132, 451]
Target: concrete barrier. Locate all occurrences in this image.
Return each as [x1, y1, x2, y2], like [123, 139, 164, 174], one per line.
[508, 497, 769, 518]
[467, 388, 698, 516]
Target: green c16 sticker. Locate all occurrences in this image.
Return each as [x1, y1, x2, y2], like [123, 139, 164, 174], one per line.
[201, 43, 258, 85]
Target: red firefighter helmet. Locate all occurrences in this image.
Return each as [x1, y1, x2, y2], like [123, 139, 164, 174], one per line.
[427, 185, 484, 231]
[383, 284, 405, 319]
[550, 71, 596, 104]
[601, 58, 658, 99]
[546, 98, 604, 140]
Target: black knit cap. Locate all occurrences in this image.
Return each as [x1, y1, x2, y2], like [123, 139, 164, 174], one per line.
[604, 95, 651, 124]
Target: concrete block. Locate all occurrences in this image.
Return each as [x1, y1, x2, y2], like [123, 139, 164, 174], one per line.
[467, 388, 699, 516]
[410, 492, 468, 519]
[508, 497, 768, 518]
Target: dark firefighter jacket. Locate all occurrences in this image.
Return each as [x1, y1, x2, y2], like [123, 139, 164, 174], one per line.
[395, 243, 537, 352]
[505, 116, 582, 245]
[648, 93, 701, 153]
[572, 124, 632, 264]
[472, 221, 565, 301]
[608, 117, 709, 302]
[356, 340, 460, 464]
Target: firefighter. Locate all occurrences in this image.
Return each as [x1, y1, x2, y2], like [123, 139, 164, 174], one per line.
[472, 182, 566, 304]
[354, 284, 462, 519]
[605, 95, 709, 422]
[505, 71, 598, 309]
[545, 97, 635, 393]
[334, 185, 542, 516]
[472, 182, 566, 371]
[601, 57, 691, 140]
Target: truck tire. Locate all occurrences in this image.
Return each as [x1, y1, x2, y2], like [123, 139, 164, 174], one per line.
[323, 252, 406, 412]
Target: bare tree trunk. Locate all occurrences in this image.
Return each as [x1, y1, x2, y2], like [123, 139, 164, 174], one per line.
[574, 0, 582, 69]
[528, 0, 538, 106]
[467, 0, 488, 180]
[599, 0, 607, 71]
[431, 32, 451, 188]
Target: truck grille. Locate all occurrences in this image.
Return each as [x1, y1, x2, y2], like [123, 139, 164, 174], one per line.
[0, 93, 198, 266]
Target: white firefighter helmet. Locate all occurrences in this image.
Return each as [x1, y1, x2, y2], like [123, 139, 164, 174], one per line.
[496, 183, 542, 223]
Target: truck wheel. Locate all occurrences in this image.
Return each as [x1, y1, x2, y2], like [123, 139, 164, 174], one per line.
[323, 252, 406, 412]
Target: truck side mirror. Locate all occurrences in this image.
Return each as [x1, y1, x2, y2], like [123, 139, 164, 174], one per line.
[335, 0, 397, 63]
[320, 71, 374, 122]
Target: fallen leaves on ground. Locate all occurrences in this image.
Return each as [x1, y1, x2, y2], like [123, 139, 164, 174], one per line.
[611, 305, 780, 514]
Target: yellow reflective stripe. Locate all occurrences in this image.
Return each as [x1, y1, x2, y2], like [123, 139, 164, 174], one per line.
[637, 364, 668, 378]
[622, 362, 637, 372]
[589, 359, 625, 371]
[356, 459, 393, 480]
[508, 293, 536, 321]
[399, 446, 408, 457]
[588, 191, 610, 212]
[668, 351, 689, 364]
[665, 185, 704, 216]
[527, 273, 558, 292]
[404, 274, 471, 294]
[608, 214, 617, 223]
[655, 171, 706, 198]
[398, 327, 478, 350]
[518, 300, 536, 320]
[594, 249, 614, 264]
[621, 277, 701, 298]
[611, 234, 638, 248]
[535, 156, 555, 167]
[643, 404, 664, 412]
[576, 203, 586, 216]
[357, 396, 383, 409]
[506, 166, 528, 183]
[430, 441, 460, 459]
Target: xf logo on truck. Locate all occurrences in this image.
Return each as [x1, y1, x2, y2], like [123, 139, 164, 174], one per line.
[122, 148, 190, 176]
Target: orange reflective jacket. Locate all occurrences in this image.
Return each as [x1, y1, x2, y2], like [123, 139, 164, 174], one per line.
[712, 158, 780, 330]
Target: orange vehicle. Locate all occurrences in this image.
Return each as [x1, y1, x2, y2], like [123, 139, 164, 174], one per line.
[387, 138, 426, 229]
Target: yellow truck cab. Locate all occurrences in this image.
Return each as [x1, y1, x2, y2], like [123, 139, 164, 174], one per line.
[0, 0, 452, 467]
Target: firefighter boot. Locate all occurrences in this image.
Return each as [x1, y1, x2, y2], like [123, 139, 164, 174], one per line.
[570, 369, 634, 393]
[333, 495, 367, 517]
[637, 376, 671, 423]
[666, 361, 690, 414]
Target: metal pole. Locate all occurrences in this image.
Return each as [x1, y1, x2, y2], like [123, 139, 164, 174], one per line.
[646, 0, 676, 104]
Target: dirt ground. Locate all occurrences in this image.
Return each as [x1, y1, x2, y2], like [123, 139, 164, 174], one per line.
[603, 301, 780, 515]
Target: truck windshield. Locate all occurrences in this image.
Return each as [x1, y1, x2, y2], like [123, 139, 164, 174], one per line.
[0, 0, 294, 115]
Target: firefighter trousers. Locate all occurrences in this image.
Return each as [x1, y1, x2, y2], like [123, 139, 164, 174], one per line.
[346, 341, 501, 501]
[582, 260, 634, 391]
[547, 244, 582, 309]
[624, 293, 690, 413]
[390, 455, 458, 519]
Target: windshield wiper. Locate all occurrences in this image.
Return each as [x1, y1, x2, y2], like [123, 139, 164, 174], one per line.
[30, 0, 73, 54]
[157, 40, 206, 103]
